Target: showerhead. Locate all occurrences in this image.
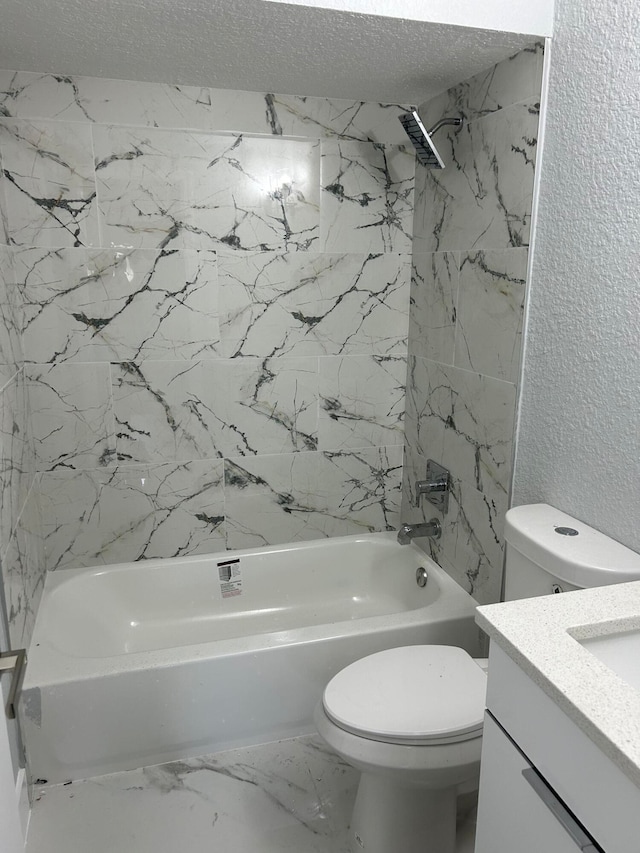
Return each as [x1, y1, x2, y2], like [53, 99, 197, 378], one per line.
[398, 110, 463, 169]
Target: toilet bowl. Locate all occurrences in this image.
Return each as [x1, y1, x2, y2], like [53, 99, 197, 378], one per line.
[314, 644, 486, 853]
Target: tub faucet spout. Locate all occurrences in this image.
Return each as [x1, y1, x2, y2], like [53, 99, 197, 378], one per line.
[397, 519, 442, 545]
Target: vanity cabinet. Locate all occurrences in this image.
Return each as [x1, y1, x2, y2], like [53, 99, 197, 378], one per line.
[475, 644, 640, 853]
[476, 713, 600, 852]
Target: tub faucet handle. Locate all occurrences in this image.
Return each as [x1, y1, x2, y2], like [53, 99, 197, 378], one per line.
[415, 460, 450, 514]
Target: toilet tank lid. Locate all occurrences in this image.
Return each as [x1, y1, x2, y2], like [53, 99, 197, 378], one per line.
[505, 504, 640, 588]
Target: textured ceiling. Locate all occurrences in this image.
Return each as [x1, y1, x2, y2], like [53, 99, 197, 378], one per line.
[0, 0, 536, 103]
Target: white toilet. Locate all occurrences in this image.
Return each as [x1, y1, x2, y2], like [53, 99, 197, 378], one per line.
[314, 503, 640, 853]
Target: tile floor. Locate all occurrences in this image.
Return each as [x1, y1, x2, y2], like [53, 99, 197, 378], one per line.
[25, 735, 477, 853]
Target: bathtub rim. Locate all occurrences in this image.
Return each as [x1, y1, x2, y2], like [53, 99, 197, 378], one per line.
[24, 532, 479, 688]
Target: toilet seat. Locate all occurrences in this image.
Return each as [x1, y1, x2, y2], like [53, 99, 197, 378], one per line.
[322, 645, 487, 746]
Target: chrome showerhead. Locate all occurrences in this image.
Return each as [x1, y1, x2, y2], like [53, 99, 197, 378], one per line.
[398, 110, 463, 169]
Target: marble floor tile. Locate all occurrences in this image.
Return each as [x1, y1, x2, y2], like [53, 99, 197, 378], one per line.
[26, 735, 477, 853]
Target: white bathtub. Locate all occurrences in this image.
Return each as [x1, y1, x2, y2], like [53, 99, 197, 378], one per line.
[21, 533, 480, 783]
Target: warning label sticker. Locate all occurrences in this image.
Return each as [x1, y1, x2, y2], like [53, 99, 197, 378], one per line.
[217, 558, 242, 598]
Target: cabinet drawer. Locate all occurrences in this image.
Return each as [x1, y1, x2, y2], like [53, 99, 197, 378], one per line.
[475, 713, 602, 853]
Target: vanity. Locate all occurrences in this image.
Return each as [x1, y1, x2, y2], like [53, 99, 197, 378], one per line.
[474, 581, 640, 852]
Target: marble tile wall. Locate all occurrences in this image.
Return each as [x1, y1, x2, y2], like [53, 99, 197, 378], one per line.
[0, 244, 42, 650]
[401, 43, 544, 605]
[0, 70, 413, 571]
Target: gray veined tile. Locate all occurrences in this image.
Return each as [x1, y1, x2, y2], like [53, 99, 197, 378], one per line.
[401, 443, 506, 605]
[0, 70, 409, 144]
[0, 371, 35, 553]
[24, 732, 477, 853]
[39, 461, 225, 570]
[439, 365, 517, 499]
[219, 251, 410, 358]
[2, 485, 44, 649]
[408, 251, 459, 364]
[404, 358, 516, 499]
[27, 362, 115, 470]
[419, 42, 544, 130]
[318, 354, 406, 450]
[315, 446, 403, 537]
[403, 356, 451, 461]
[268, 95, 411, 144]
[0, 148, 9, 246]
[414, 98, 539, 254]
[0, 371, 34, 556]
[0, 246, 23, 389]
[224, 446, 402, 549]
[93, 125, 320, 252]
[13, 246, 221, 363]
[221, 357, 319, 455]
[112, 360, 224, 464]
[224, 452, 322, 549]
[113, 357, 319, 464]
[0, 118, 99, 248]
[455, 249, 528, 382]
[25, 735, 359, 853]
[430, 474, 506, 606]
[1, 73, 253, 134]
[320, 140, 414, 253]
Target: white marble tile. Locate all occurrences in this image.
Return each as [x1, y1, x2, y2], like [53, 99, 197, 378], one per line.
[318, 354, 405, 450]
[27, 362, 115, 470]
[404, 356, 452, 462]
[224, 446, 402, 550]
[414, 99, 540, 254]
[13, 246, 221, 363]
[26, 736, 357, 853]
[0, 119, 99, 248]
[315, 446, 403, 537]
[439, 365, 517, 500]
[113, 357, 319, 463]
[405, 357, 516, 499]
[455, 249, 528, 382]
[409, 251, 459, 364]
[93, 125, 321, 252]
[219, 251, 410, 357]
[224, 452, 324, 549]
[401, 444, 506, 605]
[320, 140, 414, 253]
[0, 245, 22, 389]
[25, 732, 477, 853]
[0, 148, 9, 246]
[0, 72, 221, 129]
[3, 483, 43, 650]
[39, 460, 225, 570]
[420, 42, 544, 129]
[0, 370, 34, 550]
[270, 95, 410, 144]
[0, 70, 409, 143]
[441, 477, 506, 605]
[221, 356, 319, 455]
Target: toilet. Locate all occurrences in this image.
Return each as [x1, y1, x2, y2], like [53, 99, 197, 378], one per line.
[314, 503, 640, 853]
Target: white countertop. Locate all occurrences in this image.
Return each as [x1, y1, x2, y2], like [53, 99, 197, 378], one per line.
[476, 581, 640, 788]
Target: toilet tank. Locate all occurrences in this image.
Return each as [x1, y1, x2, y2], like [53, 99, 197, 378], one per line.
[504, 504, 640, 600]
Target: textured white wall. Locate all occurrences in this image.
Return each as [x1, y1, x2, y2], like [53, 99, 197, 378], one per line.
[513, 0, 640, 550]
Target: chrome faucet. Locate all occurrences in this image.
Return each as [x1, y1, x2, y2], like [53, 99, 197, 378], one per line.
[397, 519, 442, 545]
[415, 460, 450, 514]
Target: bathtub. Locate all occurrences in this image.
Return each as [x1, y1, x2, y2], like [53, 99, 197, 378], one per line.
[21, 532, 480, 783]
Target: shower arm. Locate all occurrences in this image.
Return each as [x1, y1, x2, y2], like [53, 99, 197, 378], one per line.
[428, 117, 463, 136]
